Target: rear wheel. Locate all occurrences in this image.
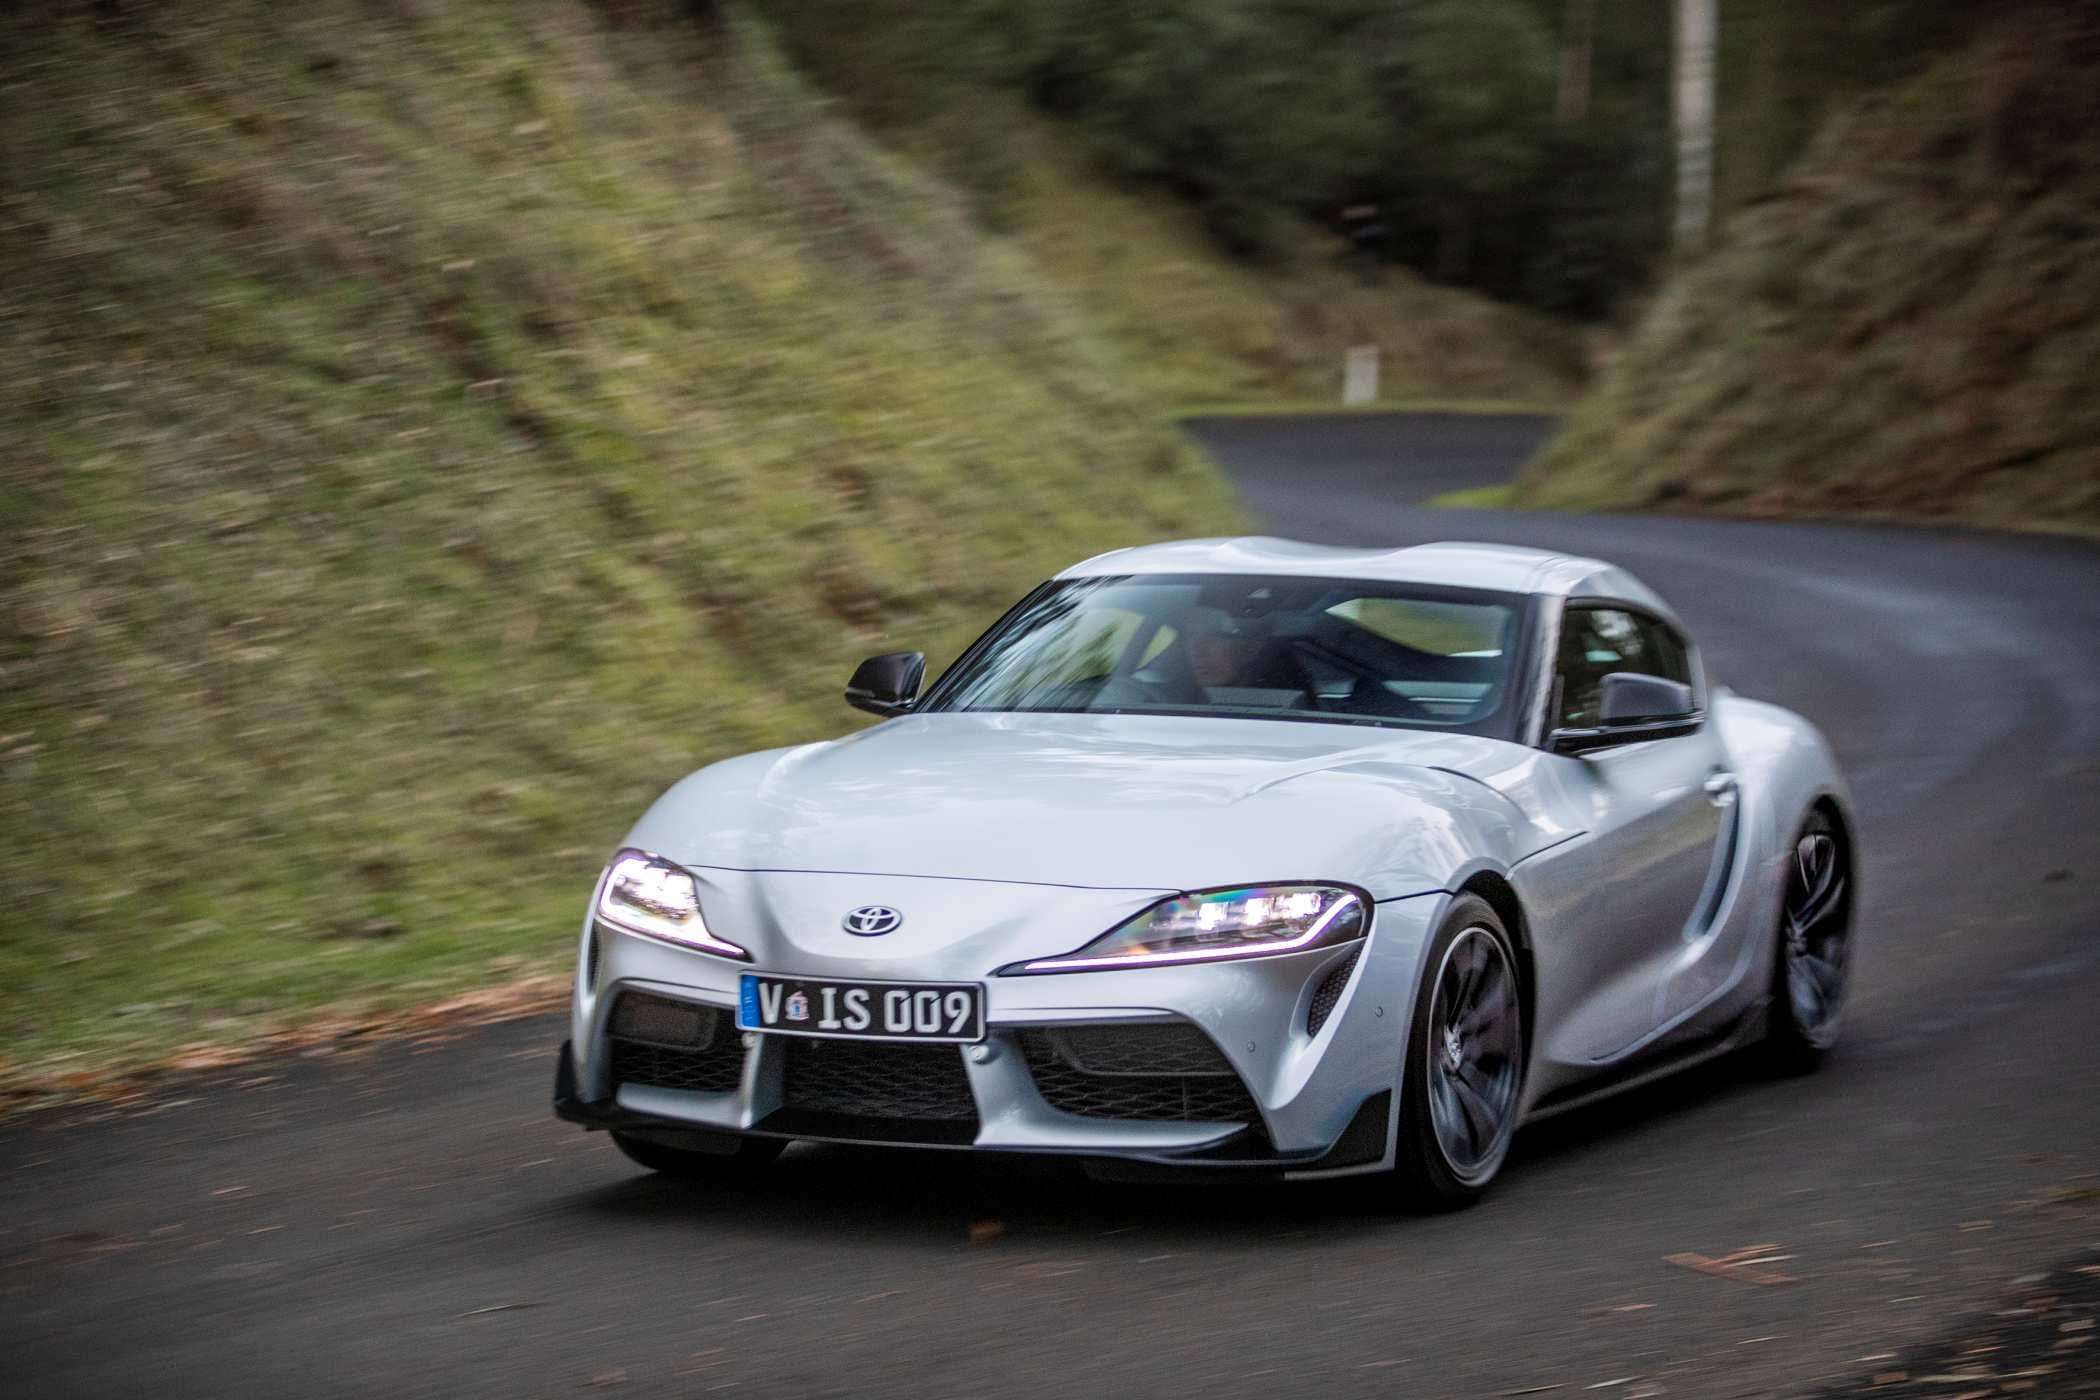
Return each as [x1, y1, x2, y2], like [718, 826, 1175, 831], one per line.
[1392, 895, 1525, 1210]
[611, 1129, 785, 1177]
[1757, 806, 1853, 1074]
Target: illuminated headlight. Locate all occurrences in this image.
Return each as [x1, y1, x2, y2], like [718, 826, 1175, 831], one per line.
[1006, 884, 1367, 974]
[593, 849, 748, 961]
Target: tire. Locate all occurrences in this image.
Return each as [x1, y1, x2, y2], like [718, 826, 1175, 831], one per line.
[1391, 894, 1526, 1210]
[611, 1129, 785, 1177]
[1757, 806, 1853, 1075]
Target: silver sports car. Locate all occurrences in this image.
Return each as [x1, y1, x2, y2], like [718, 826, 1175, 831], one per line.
[554, 537, 1855, 1205]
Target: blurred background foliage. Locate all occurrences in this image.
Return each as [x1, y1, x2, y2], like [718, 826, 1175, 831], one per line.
[755, 0, 1984, 317]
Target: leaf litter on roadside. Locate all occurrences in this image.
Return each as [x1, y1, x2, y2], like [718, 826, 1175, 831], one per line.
[1663, 1243, 1798, 1286]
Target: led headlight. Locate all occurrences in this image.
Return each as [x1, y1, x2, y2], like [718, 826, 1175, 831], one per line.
[593, 849, 748, 961]
[1007, 883, 1367, 974]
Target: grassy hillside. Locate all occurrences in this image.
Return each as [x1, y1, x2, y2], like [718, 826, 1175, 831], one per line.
[0, 0, 1244, 1082]
[1517, 8, 2100, 535]
[885, 104, 1589, 411]
[751, 2, 1590, 408]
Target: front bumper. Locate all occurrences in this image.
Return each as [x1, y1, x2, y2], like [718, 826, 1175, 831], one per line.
[556, 889, 1448, 1179]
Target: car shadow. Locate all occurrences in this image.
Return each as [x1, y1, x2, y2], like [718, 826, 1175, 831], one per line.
[567, 1142, 1385, 1248]
[560, 1052, 1778, 1246]
[1506, 1050, 1771, 1168]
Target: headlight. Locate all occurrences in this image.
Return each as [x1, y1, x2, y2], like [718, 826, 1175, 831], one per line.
[593, 849, 749, 961]
[1006, 883, 1367, 974]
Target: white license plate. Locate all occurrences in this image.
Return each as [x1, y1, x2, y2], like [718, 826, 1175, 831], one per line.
[736, 973, 985, 1043]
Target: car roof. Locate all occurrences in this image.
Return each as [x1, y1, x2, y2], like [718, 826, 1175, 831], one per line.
[1057, 536, 1675, 617]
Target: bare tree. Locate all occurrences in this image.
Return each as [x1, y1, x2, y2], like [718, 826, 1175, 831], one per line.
[1673, 0, 1717, 253]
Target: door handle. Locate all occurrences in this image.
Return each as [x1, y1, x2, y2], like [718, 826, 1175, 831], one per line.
[1703, 770, 1738, 803]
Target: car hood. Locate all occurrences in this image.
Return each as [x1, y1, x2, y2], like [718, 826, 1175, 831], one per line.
[624, 713, 1556, 900]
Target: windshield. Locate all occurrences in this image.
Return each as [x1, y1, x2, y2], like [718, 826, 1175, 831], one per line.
[923, 574, 1527, 736]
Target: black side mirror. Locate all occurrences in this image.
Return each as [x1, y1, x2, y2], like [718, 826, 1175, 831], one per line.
[1598, 672, 1695, 725]
[845, 651, 925, 718]
[1550, 672, 1700, 754]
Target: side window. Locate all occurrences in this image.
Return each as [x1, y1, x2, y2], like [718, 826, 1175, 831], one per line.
[1555, 607, 1692, 728]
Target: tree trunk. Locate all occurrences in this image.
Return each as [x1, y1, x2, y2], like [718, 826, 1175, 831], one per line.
[1673, 0, 1718, 254]
[1557, 0, 1598, 124]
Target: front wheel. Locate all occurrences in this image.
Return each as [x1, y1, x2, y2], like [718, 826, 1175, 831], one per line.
[1757, 806, 1853, 1074]
[612, 1129, 785, 1177]
[1390, 894, 1526, 1210]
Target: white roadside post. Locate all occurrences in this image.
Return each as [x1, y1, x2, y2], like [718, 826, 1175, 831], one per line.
[1343, 345, 1380, 406]
[1673, 0, 1718, 255]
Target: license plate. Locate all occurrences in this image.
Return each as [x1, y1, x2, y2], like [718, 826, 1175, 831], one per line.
[737, 973, 985, 1044]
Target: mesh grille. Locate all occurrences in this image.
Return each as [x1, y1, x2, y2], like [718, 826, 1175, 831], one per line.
[782, 1039, 979, 1122]
[609, 1036, 744, 1094]
[1040, 1024, 1235, 1077]
[607, 994, 739, 1093]
[1306, 952, 1359, 1037]
[1019, 1027, 1262, 1123]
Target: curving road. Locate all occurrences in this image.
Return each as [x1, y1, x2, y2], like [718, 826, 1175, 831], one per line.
[7, 412, 2099, 1398]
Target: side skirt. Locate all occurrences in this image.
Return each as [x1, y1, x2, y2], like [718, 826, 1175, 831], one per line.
[1522, 998, 1768, 1124]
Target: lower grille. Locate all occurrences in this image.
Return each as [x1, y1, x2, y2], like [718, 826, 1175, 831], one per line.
[782, 1038, 979, 1122]
[610, 1036, 744, 1094]
[607, 993, 743, 1094]
[1306, 952, 1359, 1036]
[1019, 1025, 1262, 1123]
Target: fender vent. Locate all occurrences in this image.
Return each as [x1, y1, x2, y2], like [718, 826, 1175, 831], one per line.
[1306, 952, 1359, 1037]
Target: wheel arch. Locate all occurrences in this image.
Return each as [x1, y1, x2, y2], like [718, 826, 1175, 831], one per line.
[1797, 789, 1859, 931]
[1807, 790, 1856, 858]
[1455, 870, 1536, 1075]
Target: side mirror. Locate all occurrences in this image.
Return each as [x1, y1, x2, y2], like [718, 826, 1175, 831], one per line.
[845, 651, 925, 718]
[1549, 672, 1699, 754]
[1598, 672, 1695, 725]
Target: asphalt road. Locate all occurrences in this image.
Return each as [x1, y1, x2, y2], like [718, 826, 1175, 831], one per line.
[8, 411, 2099, 1399]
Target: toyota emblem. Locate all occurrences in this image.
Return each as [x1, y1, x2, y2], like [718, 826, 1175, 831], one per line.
[842, 905, 903, 937]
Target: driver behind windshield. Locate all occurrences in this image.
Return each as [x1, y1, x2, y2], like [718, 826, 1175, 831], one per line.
[1182, 604, 1271, 690]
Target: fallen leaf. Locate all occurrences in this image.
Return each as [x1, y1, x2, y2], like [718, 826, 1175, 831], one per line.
[1664, 1247, 1797, 1286]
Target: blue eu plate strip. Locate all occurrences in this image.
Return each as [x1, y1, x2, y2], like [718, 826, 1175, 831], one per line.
[737, 974, 759, 1030]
